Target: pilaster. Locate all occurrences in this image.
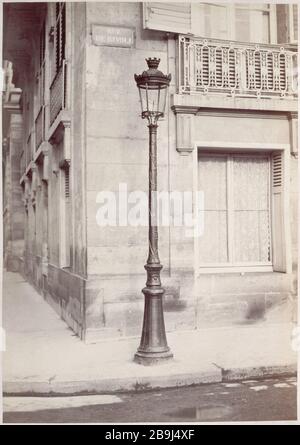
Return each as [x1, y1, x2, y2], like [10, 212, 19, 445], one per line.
[289, 111, 298, 157]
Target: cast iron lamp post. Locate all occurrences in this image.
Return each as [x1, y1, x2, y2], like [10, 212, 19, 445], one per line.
[133, 58, 173, 365]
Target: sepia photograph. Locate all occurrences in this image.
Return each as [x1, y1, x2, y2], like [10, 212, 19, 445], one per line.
[0, 0, 299, 425]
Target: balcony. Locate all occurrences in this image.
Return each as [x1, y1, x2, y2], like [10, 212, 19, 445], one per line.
[178, 36, 298, 99]
[26, 133, 32, 165]
[50, 60, 67, 126]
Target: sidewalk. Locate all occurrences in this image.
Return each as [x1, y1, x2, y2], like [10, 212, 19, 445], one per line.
[2, 271, 297, 395]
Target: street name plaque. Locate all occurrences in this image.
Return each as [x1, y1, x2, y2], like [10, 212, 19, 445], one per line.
[92, 24, 134, 48]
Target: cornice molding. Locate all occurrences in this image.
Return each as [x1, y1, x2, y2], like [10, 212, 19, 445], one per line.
[171, 93, 298, 114]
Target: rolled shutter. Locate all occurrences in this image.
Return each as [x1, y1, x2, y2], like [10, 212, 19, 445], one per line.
[271, 151, 287, 272]
[143, 2, 192, 34]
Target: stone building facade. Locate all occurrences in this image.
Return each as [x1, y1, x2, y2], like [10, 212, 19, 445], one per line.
[2, 2, 298, 343]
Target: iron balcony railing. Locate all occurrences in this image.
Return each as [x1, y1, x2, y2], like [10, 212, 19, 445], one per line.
[26, 133, 32, 166]
[50, 60, 67, 125]
[178, 35, 298, 98]
[35, 105, 45, 150]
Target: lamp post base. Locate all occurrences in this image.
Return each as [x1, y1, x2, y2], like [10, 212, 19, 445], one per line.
[134, 349, 173, 366]
[134, 275, 173, 366]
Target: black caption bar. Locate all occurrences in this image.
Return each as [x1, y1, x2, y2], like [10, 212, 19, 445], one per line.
[104, 427, 196, 442]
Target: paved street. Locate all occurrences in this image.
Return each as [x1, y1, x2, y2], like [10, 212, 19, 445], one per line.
[3, 376, 297, 423]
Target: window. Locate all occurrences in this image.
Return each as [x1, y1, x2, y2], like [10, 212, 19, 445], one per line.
[194, 3, 274, 43]
[194, 3, 229, 40]
[144, 2, 277, 43]
[198, 153, 272, 268]
[289, 4, 298, 43]
[235, 4, 272, 43]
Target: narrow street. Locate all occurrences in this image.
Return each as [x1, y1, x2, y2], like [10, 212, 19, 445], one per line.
[3, 376, 297, 423]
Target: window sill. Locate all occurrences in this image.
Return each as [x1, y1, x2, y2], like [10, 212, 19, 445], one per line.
[198, 265, 273, 274]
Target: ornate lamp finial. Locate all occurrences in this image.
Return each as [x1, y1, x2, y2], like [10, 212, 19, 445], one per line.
[146, 58, 161, 70]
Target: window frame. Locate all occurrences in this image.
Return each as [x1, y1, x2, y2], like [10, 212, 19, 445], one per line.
[197, 151, 273, 271]
[194, 142, 291, 275]
[191, 3, 277, 44]
[143, 2, 278, 44]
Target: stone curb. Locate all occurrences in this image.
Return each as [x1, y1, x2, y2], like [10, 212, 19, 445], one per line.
[3, 363, 297, 396]
[221, 363, 297, 382]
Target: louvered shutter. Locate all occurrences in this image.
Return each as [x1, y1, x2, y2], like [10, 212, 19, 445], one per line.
[41, 24, 46, 106]
[55, 2, 66, 74]
[39, 22, 45, 71]
[65, 166, 70, 199]
[143, 2, 192, 34]
[271, 152, 287, 272]
[59, 163, 71, 268]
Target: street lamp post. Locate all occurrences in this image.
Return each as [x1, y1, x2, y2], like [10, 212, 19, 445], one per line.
[134, 58, 173, 365]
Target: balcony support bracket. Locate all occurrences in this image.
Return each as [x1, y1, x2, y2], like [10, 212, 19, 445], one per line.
[172, 105, 198, 155]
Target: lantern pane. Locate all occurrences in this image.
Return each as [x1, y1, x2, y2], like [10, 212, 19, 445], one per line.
[137, 83, 169, 118]
[139, 87, 148, 115]
[145, 87, 159, 114]
[157, 86, 167, 115]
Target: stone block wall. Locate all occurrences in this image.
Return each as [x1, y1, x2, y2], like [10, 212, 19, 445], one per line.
[83, 2, 197, 339]
[81, 2, 297, 340]
[3, 113, 24, 272]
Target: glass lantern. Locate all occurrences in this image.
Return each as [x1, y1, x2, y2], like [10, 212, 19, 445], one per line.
[134, 58, 171, 122]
